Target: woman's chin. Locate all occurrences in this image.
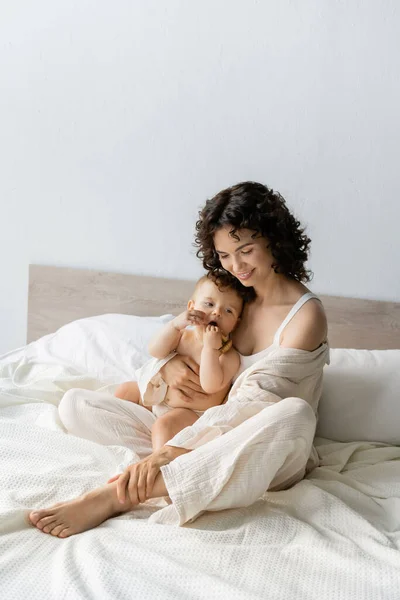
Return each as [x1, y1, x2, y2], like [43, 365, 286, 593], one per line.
[236, 275, 254, 287]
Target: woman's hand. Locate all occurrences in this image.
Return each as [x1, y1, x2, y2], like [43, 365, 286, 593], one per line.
[107, 446, 190, 504]
[160, 354, 208, 401]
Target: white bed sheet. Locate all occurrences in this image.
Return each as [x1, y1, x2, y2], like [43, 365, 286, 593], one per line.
[1, 328, 400, 600]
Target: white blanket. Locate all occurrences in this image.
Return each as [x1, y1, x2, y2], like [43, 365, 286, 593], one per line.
[1, 334, 400, 599]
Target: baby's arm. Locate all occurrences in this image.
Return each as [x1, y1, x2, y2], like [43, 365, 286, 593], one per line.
[200, 325, 240, 394]
[148, 309, 206, 359]
[148, 321, 183, 359]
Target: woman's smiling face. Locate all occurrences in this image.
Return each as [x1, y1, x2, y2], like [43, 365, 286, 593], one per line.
[213, 226, 275, 287]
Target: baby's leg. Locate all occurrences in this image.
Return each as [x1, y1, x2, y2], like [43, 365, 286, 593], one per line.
[151, 408, 199, 451]
[114, 381, 141, 403]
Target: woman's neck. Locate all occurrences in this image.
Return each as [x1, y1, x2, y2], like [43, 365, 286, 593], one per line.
[252, 272, 301, 307]
[254, 271, 287, 305]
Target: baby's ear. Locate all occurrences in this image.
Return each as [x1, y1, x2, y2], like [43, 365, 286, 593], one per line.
[187, 299, 195, 310]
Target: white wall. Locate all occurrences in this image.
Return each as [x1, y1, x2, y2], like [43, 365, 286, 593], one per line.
[1, 0, 399, 354]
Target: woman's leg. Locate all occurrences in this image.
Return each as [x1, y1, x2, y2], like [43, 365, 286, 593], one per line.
[152, 397, 317, 525]
[59, 388, 155, 459]
[151, 408, 199, 451]
[31, 395, 315, 533]
[29, 472, 169, 538]
[29, 389, 168, 537]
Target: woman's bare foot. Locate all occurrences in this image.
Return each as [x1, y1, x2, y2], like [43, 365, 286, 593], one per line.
[29, 485, 129, 538]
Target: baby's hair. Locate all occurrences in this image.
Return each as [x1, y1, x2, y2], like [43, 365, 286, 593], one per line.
[192, 275, 212, 296]
[193, 273, 246, 305]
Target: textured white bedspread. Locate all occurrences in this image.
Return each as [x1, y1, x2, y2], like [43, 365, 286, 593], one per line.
[1, 326, 400, 600]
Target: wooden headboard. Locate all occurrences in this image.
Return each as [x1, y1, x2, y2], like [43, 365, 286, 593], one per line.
[27, 264, 400, 349]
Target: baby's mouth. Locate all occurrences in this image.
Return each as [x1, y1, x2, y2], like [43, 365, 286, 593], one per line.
[208, 320, 218, 327]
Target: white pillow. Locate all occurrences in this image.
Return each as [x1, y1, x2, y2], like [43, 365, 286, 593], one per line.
[317, 349, 400, 445]
[22, 313, 175, 383]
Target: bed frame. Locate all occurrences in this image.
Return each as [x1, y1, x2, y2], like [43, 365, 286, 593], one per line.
[27, 264, 400, 349]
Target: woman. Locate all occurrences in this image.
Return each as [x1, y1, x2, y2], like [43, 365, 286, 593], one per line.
[29, 181, 328, 536]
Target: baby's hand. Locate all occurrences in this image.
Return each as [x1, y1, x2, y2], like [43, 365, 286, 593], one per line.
[203, 324, 223, 350]
[172, 309, 206, 331]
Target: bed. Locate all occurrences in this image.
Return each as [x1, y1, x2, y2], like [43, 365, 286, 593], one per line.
[1, 264, 400, 599]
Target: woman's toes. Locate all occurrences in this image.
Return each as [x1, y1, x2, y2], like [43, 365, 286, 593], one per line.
[35, 515, 57, 530]
[29, 511, 42, 525]
[30, 504, 64, 527]
[58, 528, 71, 538]
[50, 524, 65, 537]
[43, 522, 58, 534]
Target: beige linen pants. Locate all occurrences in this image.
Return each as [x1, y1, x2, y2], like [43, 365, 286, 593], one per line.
[58, 389, 317, 525]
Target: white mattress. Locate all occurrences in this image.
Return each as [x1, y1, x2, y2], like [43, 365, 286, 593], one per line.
[1, 323, 400, 600]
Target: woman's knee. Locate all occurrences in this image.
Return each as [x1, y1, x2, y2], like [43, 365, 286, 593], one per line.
[272, 397, 317, 433]
[256, 397, 316, 429]
[282, 396, 315, 421]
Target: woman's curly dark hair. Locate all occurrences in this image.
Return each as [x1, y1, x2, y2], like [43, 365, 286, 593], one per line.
[195, 182, 312, 300]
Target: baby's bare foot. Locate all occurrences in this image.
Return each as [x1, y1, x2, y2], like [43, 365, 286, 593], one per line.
[29, 487, 121, 538]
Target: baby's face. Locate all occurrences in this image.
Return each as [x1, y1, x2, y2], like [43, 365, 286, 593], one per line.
[190, 280, 242, 336]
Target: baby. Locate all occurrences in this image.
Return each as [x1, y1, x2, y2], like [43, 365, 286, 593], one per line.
[114, 275, 243, 450]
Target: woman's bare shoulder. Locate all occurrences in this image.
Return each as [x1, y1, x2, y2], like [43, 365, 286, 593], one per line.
[280, 299, 328, 352]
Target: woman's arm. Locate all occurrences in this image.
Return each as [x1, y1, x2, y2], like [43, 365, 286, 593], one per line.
[280, 299, 328, 350]
[110, 445, 192, 504]
[159, 354, 209, 400]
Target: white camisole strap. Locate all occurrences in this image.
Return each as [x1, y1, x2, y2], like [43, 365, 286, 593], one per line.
[273, 292, 320, 346]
